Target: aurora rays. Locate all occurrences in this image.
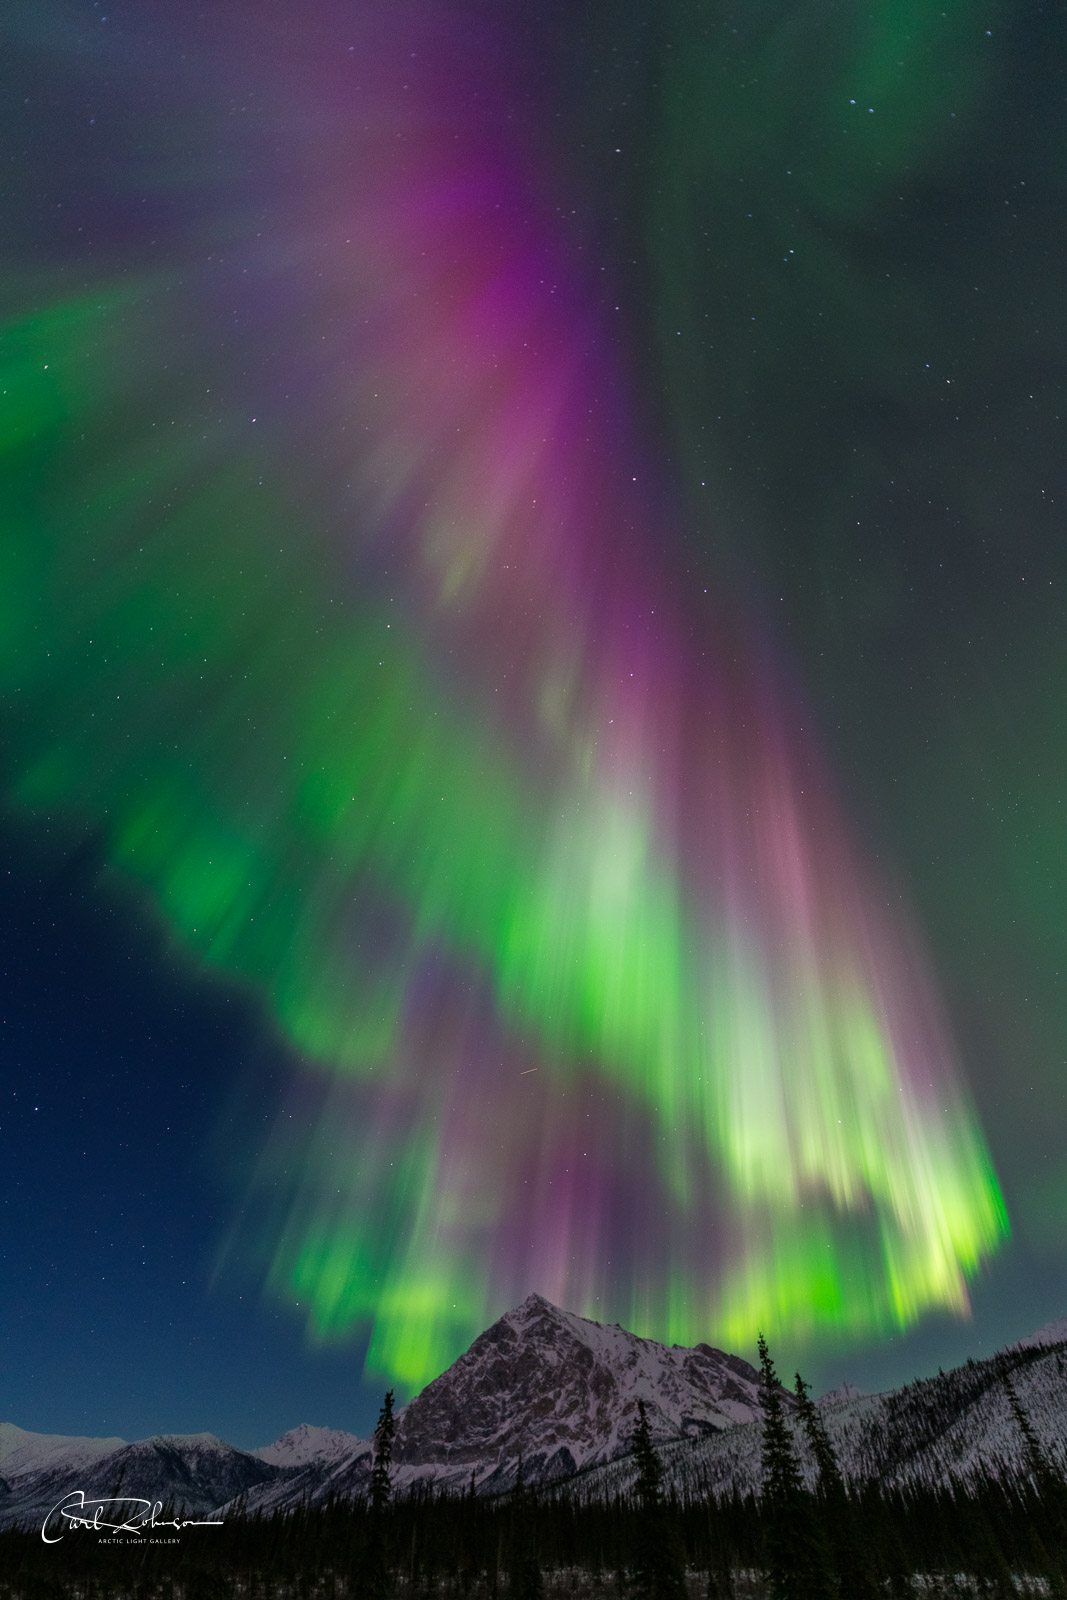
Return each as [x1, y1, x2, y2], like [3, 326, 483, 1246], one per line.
[0, 3, 1007, 1393]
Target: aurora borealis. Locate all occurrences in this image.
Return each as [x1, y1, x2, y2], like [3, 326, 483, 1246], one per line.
[3, 0, 1065, 1440]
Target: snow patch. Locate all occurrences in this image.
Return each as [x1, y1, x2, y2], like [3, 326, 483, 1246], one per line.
[0, 1423, 127, 1479]
[253, 1424, 367, 1467]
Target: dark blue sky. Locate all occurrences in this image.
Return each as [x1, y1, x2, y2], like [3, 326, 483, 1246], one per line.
[1, 823, 382, 1447]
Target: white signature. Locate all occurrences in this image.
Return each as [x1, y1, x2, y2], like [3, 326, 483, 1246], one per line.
[42, 1491, 225, 1544]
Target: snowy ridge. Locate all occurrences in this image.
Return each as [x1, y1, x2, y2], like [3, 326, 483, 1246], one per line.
[0, 1430, 279, 1529]
[817, 1382, 868, 1408]
[1016, 1317, 1067, 1351]
[570, 1337, 1067, 1504]
[4, 1302, 1067, 1525]
[0, 1422, 127, 1479]
[252, 1424, 367, 1468]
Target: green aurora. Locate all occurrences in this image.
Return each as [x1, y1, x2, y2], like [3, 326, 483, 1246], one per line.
[6, 0, 1060, 1399]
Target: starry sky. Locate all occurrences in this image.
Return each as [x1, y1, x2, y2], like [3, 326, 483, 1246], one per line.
[2, 0, 1066, 1449]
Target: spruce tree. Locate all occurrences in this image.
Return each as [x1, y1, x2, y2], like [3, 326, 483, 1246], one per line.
[360, 1389, 396, 1599]
[794, 1371, 878, 1600]
[757, 1335, 832, 1600]
[628, 1399, 688, 1600]
[370, 1388, 396, 1516]
[792, 1375, 842, 1497]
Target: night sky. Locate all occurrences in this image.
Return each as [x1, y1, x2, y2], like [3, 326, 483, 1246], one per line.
[3, 0, 1066, 1450]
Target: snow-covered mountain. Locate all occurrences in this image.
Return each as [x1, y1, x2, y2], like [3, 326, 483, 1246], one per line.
[224, 1293, 774, 1514]
[0, 1422, 127, 1478]
[251, 1424, 367, 1469]
[4, 1298, 1067, 1528]
[392, 1292, 770, 1489]
[0, 1429, 280, 1530]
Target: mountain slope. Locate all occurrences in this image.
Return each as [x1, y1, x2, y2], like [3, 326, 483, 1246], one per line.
[571, 1336, 1067, 1503]
[226, 1293, 775, 1512]
[251, 1424, 367, 1469]
[0, 1432, 282, 1530]
[0, 1423, 127, 1478]
[391, 1292, 771, 1489]
[5, 1300, 1067, 1526]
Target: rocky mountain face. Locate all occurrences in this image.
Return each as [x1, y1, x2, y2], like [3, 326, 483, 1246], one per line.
[392, 1293, 770, 1489]
[4, 1299, 1067, 1528]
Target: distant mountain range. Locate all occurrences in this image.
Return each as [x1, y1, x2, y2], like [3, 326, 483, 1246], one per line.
[4, 1294, 1067, 1529]
[0, 1427, 277, 1529]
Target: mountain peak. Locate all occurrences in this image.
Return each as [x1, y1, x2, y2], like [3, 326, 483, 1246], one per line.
[818, 1381, 870, 1408]
[253, 1424, 367, 1468]
[515, 1291, 558, 1312]
[392, 1297, 766, 1488]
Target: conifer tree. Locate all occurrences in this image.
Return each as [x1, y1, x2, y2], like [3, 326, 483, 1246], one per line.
[628, 1399, 688, 1600]
[370, 1388, 396, 1516]
[794, 1371, 878, 1600]
[757, 1335, 832, 1600]
[792, 1375, 842, 1498]
[360, 1389, 396, 1599]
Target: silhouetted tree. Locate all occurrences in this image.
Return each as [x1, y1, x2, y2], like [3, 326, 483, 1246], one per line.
[370, 1388, 396, 1516]
[359, 1389, 396, 1599]
[628, 1399, 687, 1600]
[792, 1375, 842, 1498]
[757, 1335, 832, 1600]
[794, 1370, 878, 1599]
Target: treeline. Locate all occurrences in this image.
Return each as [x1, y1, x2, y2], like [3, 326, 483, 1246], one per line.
[2, 1473, 1065, 1599]
[1, 1472, 1066, 1598]
[4, 1349, 1067, 1598]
